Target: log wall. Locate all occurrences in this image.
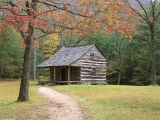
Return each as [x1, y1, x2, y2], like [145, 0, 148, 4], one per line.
[70, 67, 80, 81]
[80, 46, 107, 84]
[50, 67, 67, 81]
[50, 67, 54, 81]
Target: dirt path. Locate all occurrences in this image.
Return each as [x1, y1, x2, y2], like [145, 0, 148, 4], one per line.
[18, 86, 83, 120]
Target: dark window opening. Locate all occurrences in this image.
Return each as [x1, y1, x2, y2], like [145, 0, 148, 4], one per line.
[90, 53, 94, 59]
[92, 68, 96, 76]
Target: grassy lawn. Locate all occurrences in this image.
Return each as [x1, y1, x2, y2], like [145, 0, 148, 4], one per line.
[53, 85, 160, 120]
[0, 80, 47, 119]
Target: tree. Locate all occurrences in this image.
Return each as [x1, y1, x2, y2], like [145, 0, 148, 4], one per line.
[43, 33, 59, 58]
[0, 22, 23, 78]
[126, 0, 160, 85]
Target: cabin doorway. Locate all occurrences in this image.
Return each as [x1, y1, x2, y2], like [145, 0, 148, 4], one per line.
[61, 68, 66, 81]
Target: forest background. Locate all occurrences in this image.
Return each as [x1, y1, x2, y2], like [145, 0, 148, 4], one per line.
[0, 0, 160, 86]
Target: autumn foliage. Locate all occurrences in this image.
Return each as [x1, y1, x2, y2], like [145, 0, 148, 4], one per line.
[1, 0, 137, 41]
[43, 33, 59, 58]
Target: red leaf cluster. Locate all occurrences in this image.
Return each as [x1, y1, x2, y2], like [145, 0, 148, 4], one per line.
[73, 29, 78, 34]
[34, 41, 39, 49]
[21, 43, 27, 48]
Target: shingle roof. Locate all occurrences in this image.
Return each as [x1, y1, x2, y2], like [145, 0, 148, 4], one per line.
[37, 44, 95, 67]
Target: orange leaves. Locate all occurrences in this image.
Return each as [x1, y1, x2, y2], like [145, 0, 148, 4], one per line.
[127, 10, 135, 15]
[63, 5, 69, 9]
[17, 0, 22, 11]
[18, 6, 22, 11]
[57, 16, 67, 21]
[94, 0, 138, 38]
[108, 26, 114, 33]
[18, 0, 21, 3]
[36, 11, 41, 15]
[80, 0, 95, 5]
[73, 29, 78, 34]
[84, 11, 90, 16]
[109, 9, 115, 13]
[21, 41, 39, 49]
[51, 0, 57, 2]
[3, 0, 137, 46]
[22, 25, 28, 31]
[83, 2, 86, 5]
[21, 43, 27, 48]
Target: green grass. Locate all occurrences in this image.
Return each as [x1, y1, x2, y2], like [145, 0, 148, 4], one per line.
[0, 80, 47, 119]
[53, 85, 160, 120]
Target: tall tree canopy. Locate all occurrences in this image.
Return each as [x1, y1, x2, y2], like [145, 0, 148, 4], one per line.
[0, 22, 23, 78]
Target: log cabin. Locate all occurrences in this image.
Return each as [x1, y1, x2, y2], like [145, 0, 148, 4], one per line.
[37, 44, 107, 84]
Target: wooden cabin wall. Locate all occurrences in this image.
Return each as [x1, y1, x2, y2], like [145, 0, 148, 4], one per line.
[56, 67, 67, 81]
[50, 67, 54, 82]
[70, 67, 80, 81]
[49, 67, 62, 81]
[50, 66, 80, 82]
[80, 46, 107, 84]
[50, 66, 69, 81]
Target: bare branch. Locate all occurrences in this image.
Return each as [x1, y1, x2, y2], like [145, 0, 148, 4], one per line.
[42, 1, 92, 18]
[153, 44, 160, 52]
[75, 34, 86, 46]
[133, 36, 151, 45]
[33, 30, 62, 40]
[126, 2, 148, 22]
[136, 0, 150, 20]
[154, 1, 160, 20]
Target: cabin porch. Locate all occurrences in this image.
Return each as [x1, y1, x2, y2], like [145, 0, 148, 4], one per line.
[38, 66, 81, 84]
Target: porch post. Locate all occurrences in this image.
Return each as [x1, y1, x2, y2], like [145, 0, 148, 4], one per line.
[49, 67, 51, 82]
[54, 66, 56, 82]
[68, 66, 70, 82]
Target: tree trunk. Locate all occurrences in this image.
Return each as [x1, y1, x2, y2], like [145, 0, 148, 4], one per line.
[118, 39, 123, 85]
[118, 60, 122, 85]
[17, 0, 35, 101]
[0, 68, 2, 78]
[17, 24, 33, 101]
[150, 25, 157, 85]
[151, 54, 156, 85]
[114, 31, 117, 60]
[17, 38, 32, 101]
[33, 40, 37, 80]
[33, 29, 37, 80]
